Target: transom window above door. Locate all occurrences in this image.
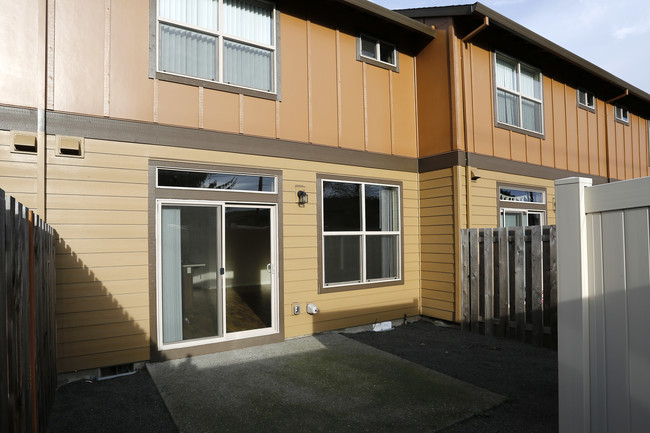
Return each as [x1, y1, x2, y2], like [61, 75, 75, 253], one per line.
[157, 0, 276, 93]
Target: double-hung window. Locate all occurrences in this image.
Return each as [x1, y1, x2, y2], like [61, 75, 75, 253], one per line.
[494, 53, 544, 135]
[320, 179, 401, 290]
[157, 0, 276, 93]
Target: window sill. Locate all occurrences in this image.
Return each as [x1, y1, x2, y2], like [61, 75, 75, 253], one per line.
[356, 56, 399, 73]
[319, 278, 403, 294]
[495, 121, 545, 140]
[578, 104, 596, 114]
[153, 71, 279, 101]
[614, 117, 630, 126]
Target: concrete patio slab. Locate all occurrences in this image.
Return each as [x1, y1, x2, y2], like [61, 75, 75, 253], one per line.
[147, 332, 505, 433]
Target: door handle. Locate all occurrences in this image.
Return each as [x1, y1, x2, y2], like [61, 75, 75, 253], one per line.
[267, 263, 272, 273]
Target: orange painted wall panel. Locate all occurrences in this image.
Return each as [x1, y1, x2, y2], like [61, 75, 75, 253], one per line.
[510, 131, 526, 162]
[526, 135, 541, 165]
[564, 87, 579, 172]
[470, 46, 493, 156]
[624, 119, 633, 179]
[242, 96, 276, 138]
[615, 121, 625, 179]
[157, 81, 199, 128]
[54, 0, 104, 116]
[415, 18, 453, 157]
[587, 109, 600, 176]
[540, 77, 555, 168]
[309, 23, 338, 147]
[597, 101, 608, 177]
[552, 81, 568, 170]
[110, 0, 154, 122]
[576, 108, 589, 173]
[365, 65, 391, 155]
[203, 89, 239, 134]
[0, 0, 40, 108]
[278, 14, 309, 143]
[338, 33, 364, 151]
[391, 54, 417, 157]
[492, 128, 510, 160]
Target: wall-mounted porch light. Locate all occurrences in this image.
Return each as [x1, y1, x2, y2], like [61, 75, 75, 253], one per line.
[297, 190, 309, 206]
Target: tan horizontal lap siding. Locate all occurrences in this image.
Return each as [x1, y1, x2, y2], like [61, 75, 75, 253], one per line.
[49, 137, 150, 372]
[0, 132, 39, 210]
[48, 133, 419, 371]
[467, 168, 556, 228]
[282, 165, 420, 339]
[419, 168, 456, 321]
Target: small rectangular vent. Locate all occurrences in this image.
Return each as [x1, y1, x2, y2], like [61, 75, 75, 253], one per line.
[56, 136, 84, 157]
[12, 132, 37, 153]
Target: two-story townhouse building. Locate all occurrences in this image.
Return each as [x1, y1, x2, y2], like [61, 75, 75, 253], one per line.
[1, 0, 649, 375]
[0, 0, 435, 372]
[401, 3, 650, 323]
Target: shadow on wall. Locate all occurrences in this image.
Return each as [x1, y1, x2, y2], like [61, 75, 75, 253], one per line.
[298, 299, 420, 335]
[54, 234, 161, 374]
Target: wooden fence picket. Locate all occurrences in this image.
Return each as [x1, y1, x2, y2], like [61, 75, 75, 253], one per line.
[0, 189, 56, 433]
[460, 225, 557, 348]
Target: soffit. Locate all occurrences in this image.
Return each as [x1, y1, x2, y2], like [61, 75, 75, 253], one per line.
[275, 0, 436, 56]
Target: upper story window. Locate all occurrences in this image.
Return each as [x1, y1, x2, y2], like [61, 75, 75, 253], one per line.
[577, 89, 595, 111]
[615, 106, 629, 124]
[157, 0, 276, 93]
[357, 34, 398, 72]
[494, 53, 544, 135]
[320, 178, 402, 291]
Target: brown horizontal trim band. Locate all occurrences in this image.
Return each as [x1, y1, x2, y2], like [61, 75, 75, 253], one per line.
[45, 111, 418, 173]
[419, 150, 609, 184]
[0, 106, 38, 132]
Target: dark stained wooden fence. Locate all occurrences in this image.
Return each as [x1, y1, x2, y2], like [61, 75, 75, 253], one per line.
[1, 189, 57, 433]
[460, 225, 557, 348]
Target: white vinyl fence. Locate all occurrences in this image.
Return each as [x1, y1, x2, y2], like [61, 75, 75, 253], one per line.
[556, 177, 650, 433]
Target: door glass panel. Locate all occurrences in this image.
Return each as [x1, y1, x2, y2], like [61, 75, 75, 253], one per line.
[225, 207, 272, 333]
[161, 205, 221, 343]
[528, 212, 543, 226]
[503, 211, 523, 227]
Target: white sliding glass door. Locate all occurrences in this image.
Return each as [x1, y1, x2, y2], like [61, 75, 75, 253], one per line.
[157, 200, 277, 349]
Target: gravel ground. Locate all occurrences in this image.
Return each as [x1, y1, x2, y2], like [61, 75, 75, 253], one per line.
[345, 319, 558, 433]
[47, 319, 557, 433]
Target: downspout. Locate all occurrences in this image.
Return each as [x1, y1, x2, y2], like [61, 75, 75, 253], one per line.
[460, 16, 489, 229]
[604, 89, 629, 182]
[37, 0, 49, 219]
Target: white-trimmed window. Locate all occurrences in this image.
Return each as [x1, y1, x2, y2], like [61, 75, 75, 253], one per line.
[157, 0, 276, 93]
[577, 89, 595, 110]
[358, 34, 398, 70]
[615, 106, 629, 124]
[494, 53, 544, 134]
[320, 179, 401, 289]
[498, 185, 546, 227]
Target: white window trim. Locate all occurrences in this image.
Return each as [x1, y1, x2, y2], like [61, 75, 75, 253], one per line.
[155, 0, 277, 95]
[500, 208, 546, 227]
[577, 89, 596, 110]
[357, 34, 399, 71]
[494, 52, 545, 136]
[615, 106, 629, 124]
[320, 178, 402, 289]
[155, 198, 279, 351]
[156, 167, 278, 194]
